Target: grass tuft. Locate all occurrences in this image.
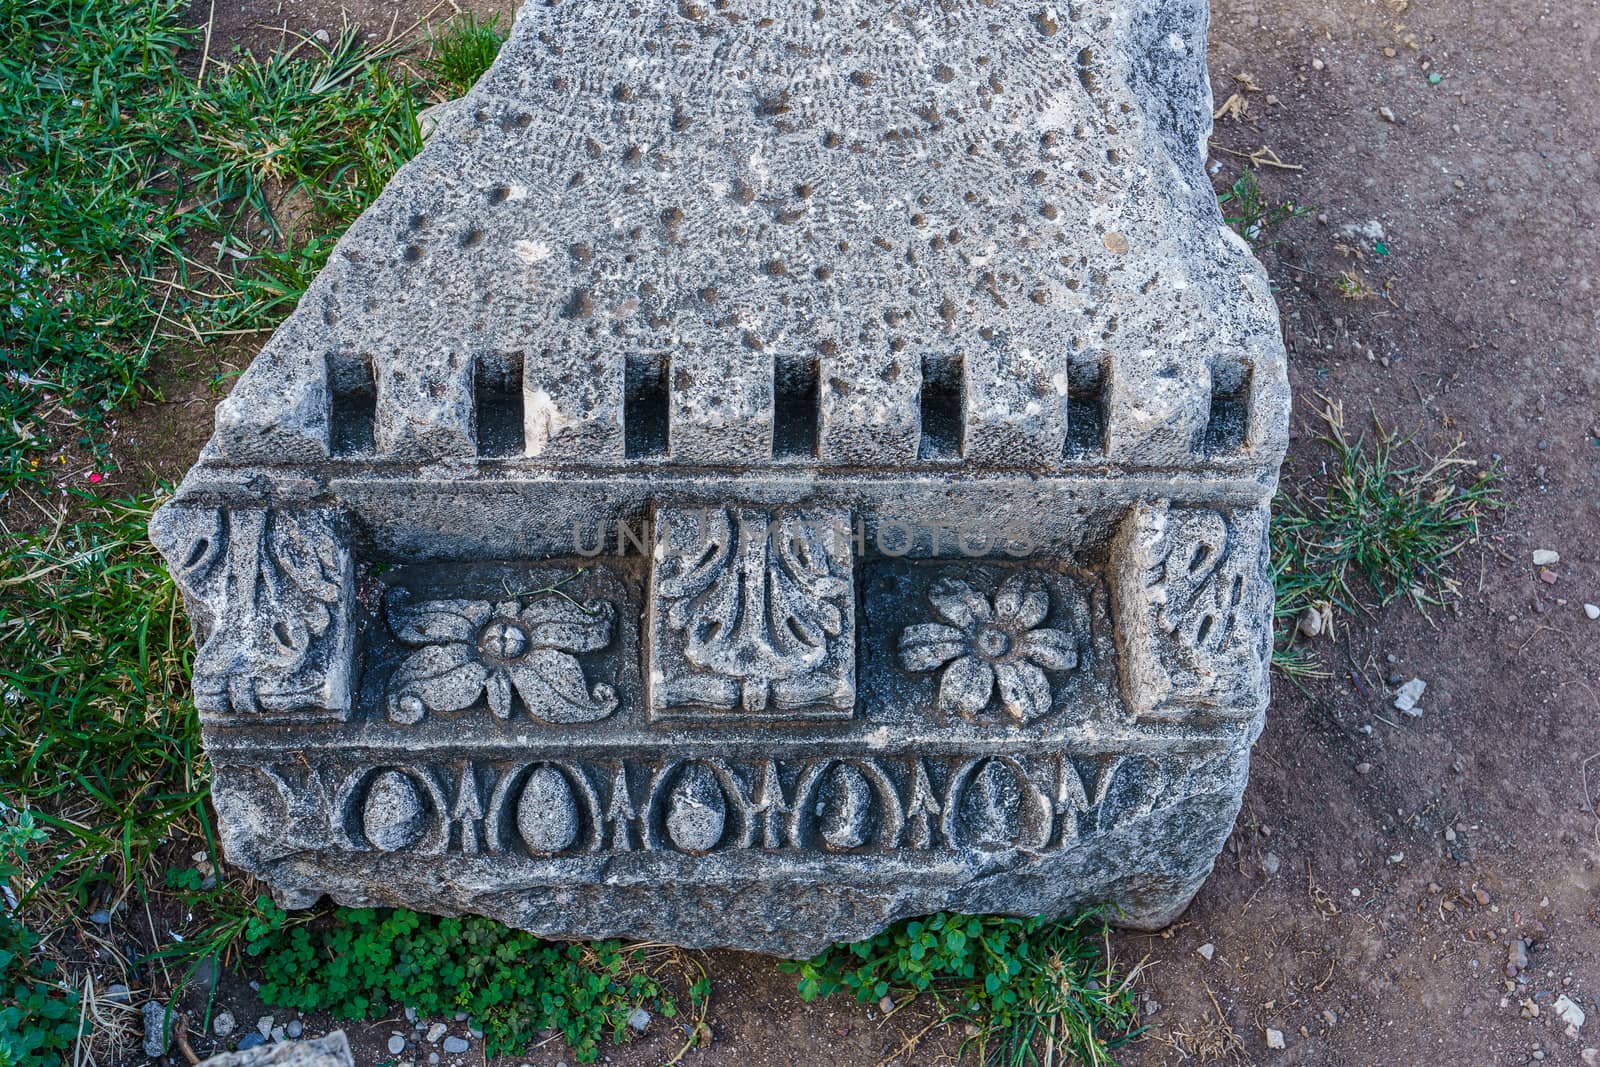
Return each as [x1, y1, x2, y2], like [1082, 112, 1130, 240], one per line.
[1271, 399, 1502, 671]
[423, 13, 507, 95]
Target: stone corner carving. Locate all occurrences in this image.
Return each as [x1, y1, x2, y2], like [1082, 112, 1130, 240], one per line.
[1110, 501, 1273, 719]
[647, 506, 856, 720]
[149, 504, 353, 721]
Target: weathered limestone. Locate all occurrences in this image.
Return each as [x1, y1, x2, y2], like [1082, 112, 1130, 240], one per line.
[198, 1032, 354, 1067]
[153, 0, 1288, 956]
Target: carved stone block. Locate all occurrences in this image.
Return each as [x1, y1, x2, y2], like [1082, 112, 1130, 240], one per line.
[648, 507, 855, 719]
[152, 0, 1288, 955]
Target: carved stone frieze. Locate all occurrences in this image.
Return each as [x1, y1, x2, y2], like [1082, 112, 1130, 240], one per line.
[1111, 502, 1274, 719]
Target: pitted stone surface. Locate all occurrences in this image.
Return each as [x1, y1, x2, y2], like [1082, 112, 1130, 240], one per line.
[154, 0, 1288, 956]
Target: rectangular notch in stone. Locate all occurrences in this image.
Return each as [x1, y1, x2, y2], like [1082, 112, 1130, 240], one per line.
[1199, 363, 1252, 456]
[475, 352, 526, 458]
[328, 353, 376, 456]
[1065, 368, 1107, 458]
[918, 353, 963, 460]
[624, 353, 669, 459]
[772, 353, 819, 459]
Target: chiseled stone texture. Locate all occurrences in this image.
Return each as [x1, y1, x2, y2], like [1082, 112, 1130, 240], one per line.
[153, 0, 1288, 957]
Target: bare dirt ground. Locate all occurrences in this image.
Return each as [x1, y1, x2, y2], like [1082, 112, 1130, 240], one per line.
[103, 0, 1600, 1063]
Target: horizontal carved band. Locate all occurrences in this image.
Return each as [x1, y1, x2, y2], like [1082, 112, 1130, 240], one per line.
[215, 749, 1192, 865]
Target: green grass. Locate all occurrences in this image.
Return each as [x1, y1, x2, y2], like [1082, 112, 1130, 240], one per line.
[1270, 400, 1502, 675]
[785, 910, 1142, 1066]
[0, 494, 205, 906]
[423, 13, 506, 95]
[0, 1, 434, 496]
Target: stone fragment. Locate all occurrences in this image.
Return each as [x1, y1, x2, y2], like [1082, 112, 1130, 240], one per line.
[214, 1010, 237, 1038]
[1393, 678, 1426, 716]
[1554, 994, 1586, 1035]
[1265, 1028, 1286, 1050]
[198, 1031, 355, 1066]
[142, 1002, 169, 1059]
[441, 1036, 470, 1054]
[1533, 549, 1560, 566]
[152, 0, 1287, 955]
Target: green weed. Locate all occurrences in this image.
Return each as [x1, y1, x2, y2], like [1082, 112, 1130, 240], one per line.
[0, 813, 83, 1066]
[244, 905, 709, 1064]
[1271, 401, 1502, 671]
[1217, 168, 1309, 247]
[423, 13, 507, 95]
[784, 910, 1142, 1066]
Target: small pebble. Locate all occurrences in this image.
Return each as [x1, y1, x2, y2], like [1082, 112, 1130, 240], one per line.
[389, 1035, 407, 1055]
[429, 1055, 440, 1066]
[1312, 57, 1325, 70]
[627, 1007, 652, 1033]
[286, 1019, 303, 1039]
[442, 1036, 471, 1054]
[427, 1022, 447, 1043]
[270, 1025, 286, 1043]
[1322, 1009, 1338, 1027]
[1198, 943, 1216, 960]
[879, 995, 895, 1013]
[1356, 762, 1373, 775]
[236, 1033, 267, 1052]
[1584, 604, 1599, 621]
[1378, 106, 1397, 123]
[1266, 1027, 1286, 1050]
[88, 909, 112, 925]
[257, 1016, 274, 1038]
[213, 1010, 236, 1038]
[105, 983, 130, 1003]
[1261, 852, 1281, 876]
[1532, 549, 1560, 566]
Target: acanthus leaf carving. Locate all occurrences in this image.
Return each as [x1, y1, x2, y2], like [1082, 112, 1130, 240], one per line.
[149, 506, 353, 719]
[649, 507, 856, 718]
[1111, 502, 1273, 717]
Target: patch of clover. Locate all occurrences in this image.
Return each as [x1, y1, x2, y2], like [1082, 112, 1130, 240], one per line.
[897, 573, 1079, 723]
[383, 589, 618, 724]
